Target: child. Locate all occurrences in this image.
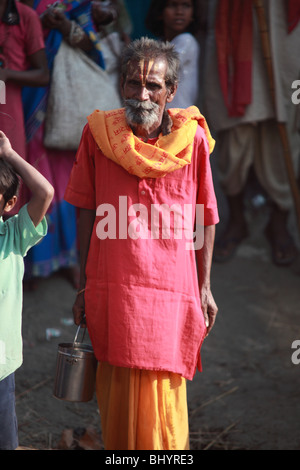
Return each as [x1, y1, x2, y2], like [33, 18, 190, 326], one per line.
[145, 0, 200, 108]
[0, 131, 54, 450]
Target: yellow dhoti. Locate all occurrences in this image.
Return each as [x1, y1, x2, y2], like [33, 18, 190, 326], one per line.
[96, 362, 190, 451]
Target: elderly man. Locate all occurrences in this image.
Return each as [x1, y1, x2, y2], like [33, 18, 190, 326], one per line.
[64, 37, 219, 451]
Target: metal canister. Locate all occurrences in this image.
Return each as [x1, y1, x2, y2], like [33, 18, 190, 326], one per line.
[53, 325, 97, 402]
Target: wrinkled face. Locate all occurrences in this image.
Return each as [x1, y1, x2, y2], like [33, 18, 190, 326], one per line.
[163, 0, 194, 38]
[122, 57, 176, 133]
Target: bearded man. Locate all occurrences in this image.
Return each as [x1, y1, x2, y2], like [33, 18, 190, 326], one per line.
[64, 37, 219, 450]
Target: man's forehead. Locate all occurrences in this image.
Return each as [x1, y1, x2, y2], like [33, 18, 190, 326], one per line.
[126, 57, 167, 84]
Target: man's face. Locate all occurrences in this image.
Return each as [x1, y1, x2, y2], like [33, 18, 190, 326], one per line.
[122, 57, 176, 135]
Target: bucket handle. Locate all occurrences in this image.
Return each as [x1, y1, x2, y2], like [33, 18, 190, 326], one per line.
[73, 320, 87, 346]
[67, 321, 88, 364]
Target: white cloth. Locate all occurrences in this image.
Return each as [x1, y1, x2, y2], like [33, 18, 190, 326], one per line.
[99, 31, 123, 92]
[203, 0, 300, 209]
[168, 33, 200, 109]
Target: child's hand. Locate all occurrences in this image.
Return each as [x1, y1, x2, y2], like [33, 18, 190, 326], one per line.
[0, 131, 13, 158]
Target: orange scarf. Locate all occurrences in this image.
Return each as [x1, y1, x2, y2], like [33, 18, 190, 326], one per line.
[87, 106, 215, 179]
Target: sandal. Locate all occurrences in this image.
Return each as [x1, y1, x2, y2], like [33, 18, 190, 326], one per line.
[264, 223, 297, 266]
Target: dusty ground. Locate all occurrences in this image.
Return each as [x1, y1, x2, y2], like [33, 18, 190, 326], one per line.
[15, 182, 300, 451]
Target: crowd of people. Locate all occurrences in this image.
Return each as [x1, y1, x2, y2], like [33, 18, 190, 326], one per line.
[0, 0, 299, 451]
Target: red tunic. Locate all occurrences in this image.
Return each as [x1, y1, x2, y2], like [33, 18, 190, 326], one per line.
[65, 123, 219, 380]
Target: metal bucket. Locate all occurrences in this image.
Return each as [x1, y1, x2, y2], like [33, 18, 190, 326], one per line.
[53, 325, 97, 402]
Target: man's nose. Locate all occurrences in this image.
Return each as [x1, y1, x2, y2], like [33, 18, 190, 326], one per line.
[137, 86, 150, 101]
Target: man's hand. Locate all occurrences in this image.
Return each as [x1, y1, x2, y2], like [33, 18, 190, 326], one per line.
[72, 292, 86, 326]
[91, 1, 117, 27]
[41, 6, 69, 32]
[201, 285, 218, 337]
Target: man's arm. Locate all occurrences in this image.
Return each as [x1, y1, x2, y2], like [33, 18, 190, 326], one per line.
[0, 49, 49, 87]
[195, 224, 218, 336]
[72, 208, 96, 326]
[0, 131, 54, 226]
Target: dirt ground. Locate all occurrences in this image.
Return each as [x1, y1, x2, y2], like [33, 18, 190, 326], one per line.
[15, 180, 300, 451]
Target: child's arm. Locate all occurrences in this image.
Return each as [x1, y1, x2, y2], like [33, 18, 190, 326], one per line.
[0, 131, 54, 226]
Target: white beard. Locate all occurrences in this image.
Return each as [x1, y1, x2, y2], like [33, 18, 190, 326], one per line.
[124, 99, 161, 131]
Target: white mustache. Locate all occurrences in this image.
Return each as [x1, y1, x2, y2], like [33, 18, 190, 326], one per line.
[124, 99, 160, 113]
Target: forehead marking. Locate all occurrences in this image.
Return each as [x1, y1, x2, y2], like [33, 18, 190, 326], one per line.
[139, 59, 155, 86]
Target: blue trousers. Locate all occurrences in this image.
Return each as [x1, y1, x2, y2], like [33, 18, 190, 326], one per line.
[0, 373, 18, 450]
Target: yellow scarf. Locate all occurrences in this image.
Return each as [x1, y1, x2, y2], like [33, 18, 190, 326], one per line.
[87, 106, 215, 178]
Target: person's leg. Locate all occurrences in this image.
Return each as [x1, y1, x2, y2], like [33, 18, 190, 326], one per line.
[265, 203, 297, 266]
[255, 120, 298, 265]
[0, 373, 19, 450]
[96, 362, 189, 450]
[136, 369, 189, 450]
[214, 125, 253, 261]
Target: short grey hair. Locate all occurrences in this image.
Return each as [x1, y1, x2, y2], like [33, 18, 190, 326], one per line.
[120, 37, 180, 90]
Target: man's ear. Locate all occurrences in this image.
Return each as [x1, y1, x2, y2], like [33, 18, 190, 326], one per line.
[166, 83, 178, 103]
[4, 196, 17, 213]
[120, 76, 125, 99]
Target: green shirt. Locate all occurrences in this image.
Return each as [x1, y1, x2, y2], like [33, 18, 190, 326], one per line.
[0, 205, 47, 381]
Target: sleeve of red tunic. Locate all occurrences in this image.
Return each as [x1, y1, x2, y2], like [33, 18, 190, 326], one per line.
[195, 126, 219, 226]
[18, 2, 45, 55]
[64, 124, 96, 210]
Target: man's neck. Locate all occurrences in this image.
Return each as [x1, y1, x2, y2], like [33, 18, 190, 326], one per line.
[130, 123, 162, 142]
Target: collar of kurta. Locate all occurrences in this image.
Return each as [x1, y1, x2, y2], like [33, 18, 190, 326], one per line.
[87, 106, 215, 179]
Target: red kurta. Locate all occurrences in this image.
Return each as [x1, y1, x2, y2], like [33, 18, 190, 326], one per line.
[65, 123, 219, 380]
